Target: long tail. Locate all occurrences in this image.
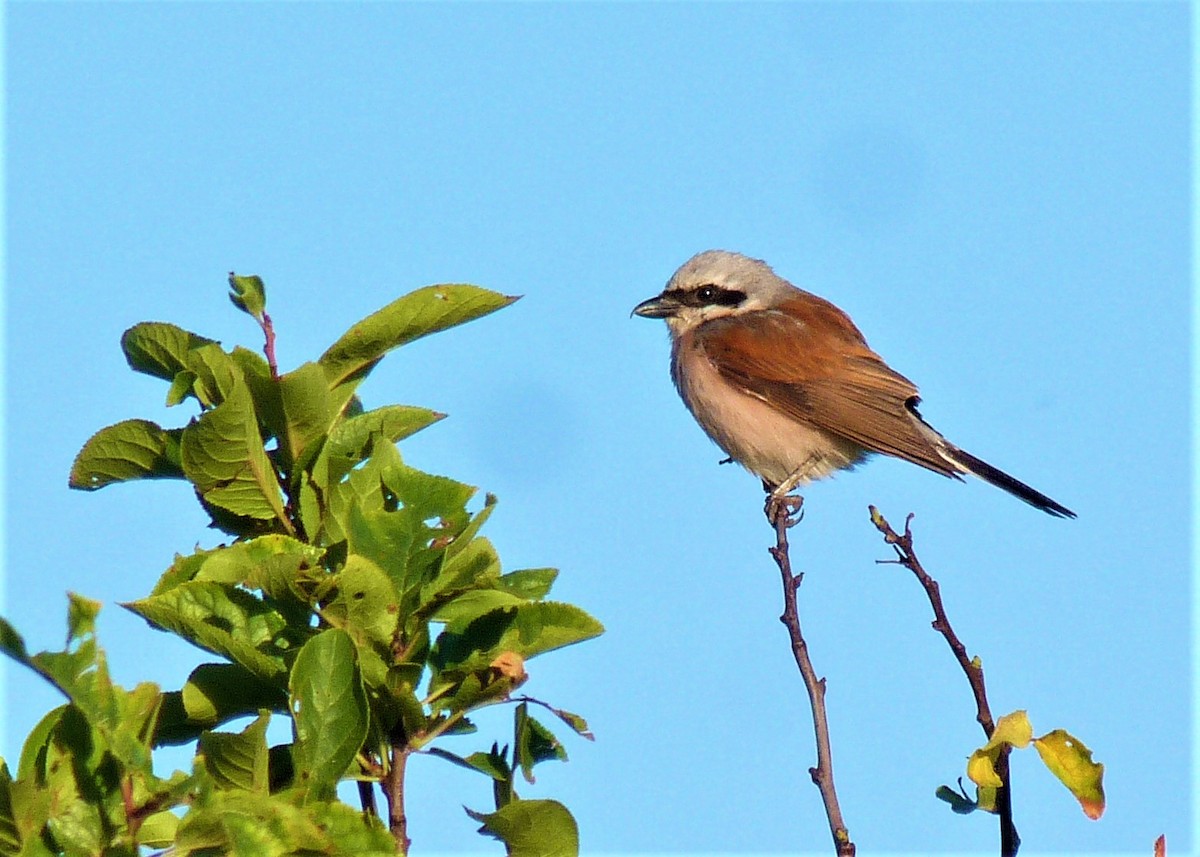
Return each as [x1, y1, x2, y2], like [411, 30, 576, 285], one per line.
[942, 445, 1076, 518]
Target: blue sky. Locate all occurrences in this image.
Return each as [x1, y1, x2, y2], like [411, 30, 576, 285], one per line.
[3, 3, 1192, 855]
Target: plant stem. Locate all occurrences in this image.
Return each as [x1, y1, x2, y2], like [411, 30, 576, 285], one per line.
[766, 495, 856, 857]
[357, 780, 378, 818]
[383, 736, 411, 854]
[868, 507, 1019, 857]
[260, 310, 279, 379]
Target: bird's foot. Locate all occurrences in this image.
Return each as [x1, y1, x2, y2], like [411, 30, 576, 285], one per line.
[764, 466, 810, 526]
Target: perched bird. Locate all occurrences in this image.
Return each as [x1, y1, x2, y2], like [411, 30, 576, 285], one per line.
[633, 250, 1075, 518]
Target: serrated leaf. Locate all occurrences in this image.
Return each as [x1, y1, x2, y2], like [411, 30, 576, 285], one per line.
[317, 405, 446, 487]
[151, 547, 221, 596]
[194, 534, 324, 589]
[433, 589, 528, 628]
[431, 602, 604, 678]
[288, 629, 369, 793]
[228, 273, 267, 319]
[319, 284, 518, 390]
[497, 568, 558, 601]
[68, 418, 185, 490]
[180, 380, 289, 526]
[1033, 729, 1105, 819]
[121, 321, 217, 381]
[125, 582, 296, 683]
[199, 711, 270, 792]
[467, 798, 579, 857]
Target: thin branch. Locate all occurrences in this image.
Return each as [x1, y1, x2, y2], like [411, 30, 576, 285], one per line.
[382, 726, 411, 855]
[766, 495, 856, 857]
[357, 780, 378, 819]
[868, 506, 1019, 857]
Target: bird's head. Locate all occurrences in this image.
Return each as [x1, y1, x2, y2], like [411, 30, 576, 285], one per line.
[632, 249, 796, 335]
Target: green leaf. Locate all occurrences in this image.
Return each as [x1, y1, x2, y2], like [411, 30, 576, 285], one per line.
[0, 763, 20, 856]
[317, 405, 446, 486]
[66, 593, 101, 644]
[421, 537, 502, 610]
[345, 504, 414, 593]
[515, 704, 567, 784]
[432, 602, 605, 677]
[467, 798, 579, 857]
[121, 321, 217, 382]
[180, 380, 289, 526]
[936, 783, 980, 814]
[319, 284, 518, 390]
[199, 711, 271, 792]
[433, 589, 528, 628]
[323, 555, 400, 649]
[194, 534, 324, 590]
[424, 746, 510, 781]
[1033, 729, 1105, 820]
[155, 663, 288, 744]
[135, 809, 180, 848]
[229, 273, 267, 319]
[542, 705, 594, 742]
[277, 361, 334, 468]
[288, 629, 369, 793]
[151, 546, 220, 596]
[69, 419, 185, 490]
[302, 800, 396, 853]
[125, 582, 296, 683]
[444, 494, 497, 560]
[497, 568, 558, 601]
[184, 342, 243, 408]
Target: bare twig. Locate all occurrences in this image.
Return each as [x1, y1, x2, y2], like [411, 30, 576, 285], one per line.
[382, 728, 411, 855]
[868, 506, 1019, 857]
[765, 495, 856, 857]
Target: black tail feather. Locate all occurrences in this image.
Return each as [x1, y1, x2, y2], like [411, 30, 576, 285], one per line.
[943, 446, 1076, 519]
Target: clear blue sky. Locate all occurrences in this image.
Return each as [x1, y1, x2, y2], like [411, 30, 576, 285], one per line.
[4, 3, 1192, 855]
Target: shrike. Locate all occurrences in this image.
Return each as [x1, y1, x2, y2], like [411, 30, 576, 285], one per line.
[633, 250, 1074, 518]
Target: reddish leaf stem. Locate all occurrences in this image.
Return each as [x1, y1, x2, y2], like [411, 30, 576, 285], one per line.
[260, 310, 278, 379]
[766, 495, 856, 857]
[868, 507, 1019, 857]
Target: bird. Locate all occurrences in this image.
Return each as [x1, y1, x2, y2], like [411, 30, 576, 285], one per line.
[633, 250, 1075, 518]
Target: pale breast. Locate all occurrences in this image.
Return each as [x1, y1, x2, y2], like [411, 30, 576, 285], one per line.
[671, 335, 866, 486]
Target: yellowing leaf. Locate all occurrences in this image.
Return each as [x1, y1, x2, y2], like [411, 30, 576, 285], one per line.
[966, 710, 1032, 789]
[1033, 729, 1106, 820]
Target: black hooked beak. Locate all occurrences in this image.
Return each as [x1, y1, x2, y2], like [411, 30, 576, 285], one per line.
[631, 293, 680, 319]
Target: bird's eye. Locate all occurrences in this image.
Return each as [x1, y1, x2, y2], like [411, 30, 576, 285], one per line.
[697, 285, 718, 303]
